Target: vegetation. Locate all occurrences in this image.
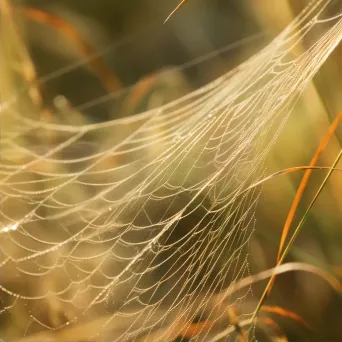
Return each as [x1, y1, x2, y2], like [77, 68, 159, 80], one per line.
[0, 1, 341, 341]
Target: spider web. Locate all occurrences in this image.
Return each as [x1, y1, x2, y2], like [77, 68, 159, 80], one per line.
[0, 1, 342, 341]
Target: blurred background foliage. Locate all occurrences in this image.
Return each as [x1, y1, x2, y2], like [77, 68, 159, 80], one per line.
[2, 0, 342, 341]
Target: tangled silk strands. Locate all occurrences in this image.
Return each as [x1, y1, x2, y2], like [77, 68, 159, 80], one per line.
[0, 1, 342, 341]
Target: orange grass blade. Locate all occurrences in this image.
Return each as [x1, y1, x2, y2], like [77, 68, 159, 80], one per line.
[261, 305, 311, 330]
[19, 7, 121, 94]
[252, 122, 342, 322]
[178, 320, 215, 339]
[259, 317, 288, 342]
[277, 112, 342, 264]
[260, 112, 342, 298]
[140, 319, 215, 341]
[164, 0, 190, 24]
[121, 72, 159, 115]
